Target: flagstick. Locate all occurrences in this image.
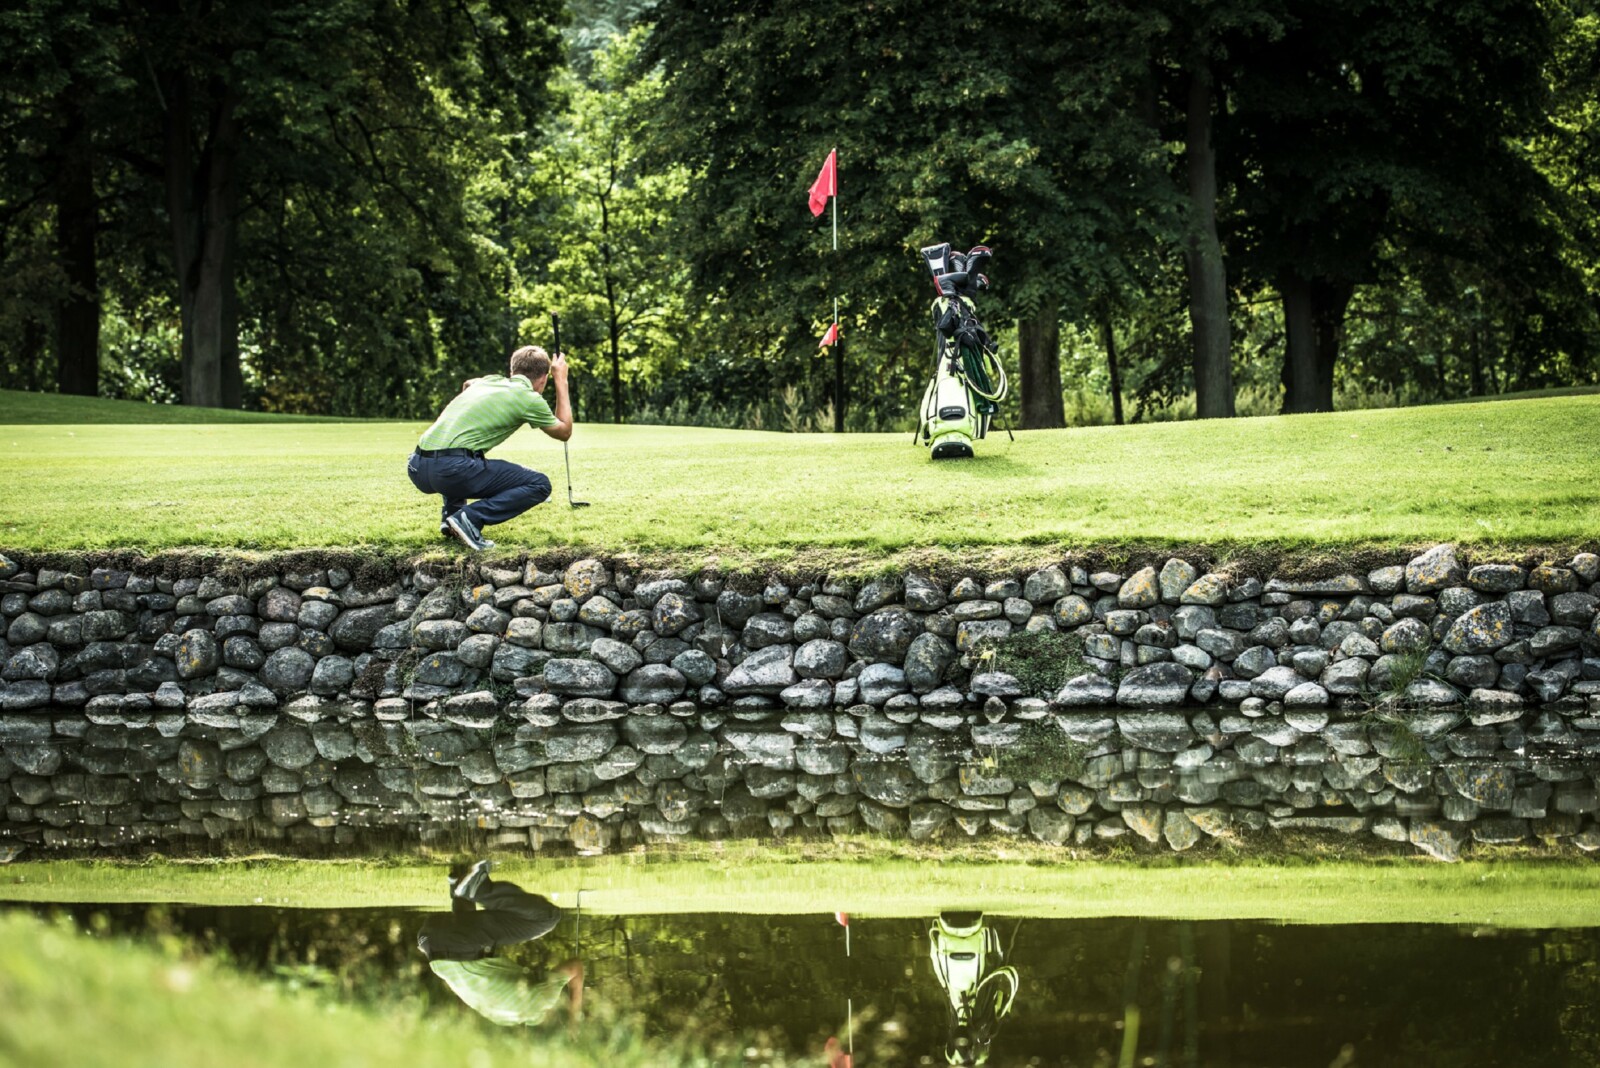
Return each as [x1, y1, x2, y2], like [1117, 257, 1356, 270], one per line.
[831, 147, 838, 252]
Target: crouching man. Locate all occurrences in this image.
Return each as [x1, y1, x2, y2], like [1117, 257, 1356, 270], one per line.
[408, 344, 574, 551]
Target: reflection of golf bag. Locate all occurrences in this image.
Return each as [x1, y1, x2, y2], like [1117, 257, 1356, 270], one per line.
[915, 244, 1010, 459]
[928, 912, 1019, 1066]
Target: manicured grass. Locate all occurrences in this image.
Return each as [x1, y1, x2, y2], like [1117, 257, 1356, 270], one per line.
[7, 849, 1600, 927]
[0, 388, 344, 424]
[3, 391, 1597, 558]
[0, 910, 712, 1068]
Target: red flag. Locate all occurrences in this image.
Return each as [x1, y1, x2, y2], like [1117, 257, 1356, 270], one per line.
[819, 322, 840, 348]
[808, 149, 837, 217]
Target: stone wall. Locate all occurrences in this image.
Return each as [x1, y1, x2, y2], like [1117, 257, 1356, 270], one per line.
[0, 545, 1598, 862]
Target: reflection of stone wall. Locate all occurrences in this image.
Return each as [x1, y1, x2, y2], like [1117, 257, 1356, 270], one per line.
[0, 545, 1597, 861]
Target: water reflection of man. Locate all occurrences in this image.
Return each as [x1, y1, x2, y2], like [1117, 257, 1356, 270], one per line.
[416, 859, 584, 1027]
[928, 911, 1019, 1066]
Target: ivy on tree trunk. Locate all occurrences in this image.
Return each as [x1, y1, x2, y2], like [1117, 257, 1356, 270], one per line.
[162, 69, 240, 410]
[1183, 61, 1235, 420]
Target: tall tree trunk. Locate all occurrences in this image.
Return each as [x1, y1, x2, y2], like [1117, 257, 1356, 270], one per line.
[1469, 312, 1485, 397]
[21, 316, 47, 392]
[1183, 62, 1235, 419]
[1017, 309, 1065, 429]
[608, 311, 622, 424]
[163, 70, 240, 409]
[1280, 273, 1353, 413]
[1101, 316, 1125, 426]
[54, 90, 100, 396]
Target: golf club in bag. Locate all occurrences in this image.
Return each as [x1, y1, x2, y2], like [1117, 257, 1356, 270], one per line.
[551, 312, 589, 508]
[914, 243, 1011, 459]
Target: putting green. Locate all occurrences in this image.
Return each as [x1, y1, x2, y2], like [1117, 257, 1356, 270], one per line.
[2, 389, 1597, 559]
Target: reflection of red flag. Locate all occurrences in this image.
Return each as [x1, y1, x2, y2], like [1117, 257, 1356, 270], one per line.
[834, 911, 850, 926]
[808, 149, 837, 217]
[819, 322, 840, 348]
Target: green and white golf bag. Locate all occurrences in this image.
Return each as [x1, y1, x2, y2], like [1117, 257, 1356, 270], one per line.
[928, 911, 1020, 1066]
[916, 243, 1009, 459]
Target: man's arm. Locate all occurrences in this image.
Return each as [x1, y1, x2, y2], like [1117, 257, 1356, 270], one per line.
[541, 351, 574, 442]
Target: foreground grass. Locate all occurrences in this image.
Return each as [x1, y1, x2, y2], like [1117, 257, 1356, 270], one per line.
[0, 911, 708, 1068]
[3, 390, 1597, 558]
[6, 846, 1600, 927]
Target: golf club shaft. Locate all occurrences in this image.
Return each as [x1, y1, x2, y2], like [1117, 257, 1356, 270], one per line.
[564, 439, 575, 500]
[552, 312, 589, 507]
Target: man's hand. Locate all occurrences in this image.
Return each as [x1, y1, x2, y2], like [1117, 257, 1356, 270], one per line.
[540, 350, 576, 441]
[461, 376, 483, 391]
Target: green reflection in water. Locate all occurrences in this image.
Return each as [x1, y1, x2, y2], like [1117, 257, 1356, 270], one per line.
[11, 892, 1600, 1067]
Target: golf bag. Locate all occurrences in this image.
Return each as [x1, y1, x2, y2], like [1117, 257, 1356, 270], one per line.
[915, 243, 1010, 459]
[928, 912, 1020, 1066]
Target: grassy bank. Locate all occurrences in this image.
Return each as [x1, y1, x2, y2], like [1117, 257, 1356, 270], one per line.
[3, 390, 1597, 558]
[7, 847, 1600, 927]
[0, 388, 345, 425]
[0, 910, 714, 1068]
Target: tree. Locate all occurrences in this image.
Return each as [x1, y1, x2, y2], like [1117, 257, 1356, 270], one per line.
[1017, 314, 1065, 428]
[644, 0, 1175, 432]
[1180, 57, 1235, 418]
[0, 0, 128, 396]
[528, 27, 689, 423]
[1226, 0, 1567, 412]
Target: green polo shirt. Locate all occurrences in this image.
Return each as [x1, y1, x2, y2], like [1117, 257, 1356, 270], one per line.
[418, 374, 557, 453]
[430, 958, 572, 1026]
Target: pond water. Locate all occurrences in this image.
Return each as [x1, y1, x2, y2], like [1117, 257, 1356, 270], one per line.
[10, 896, 1600, 1066]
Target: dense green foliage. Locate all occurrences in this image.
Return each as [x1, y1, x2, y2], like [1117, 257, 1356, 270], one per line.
[2, 390, 1595, 554]
[1, 0, 1596, 427]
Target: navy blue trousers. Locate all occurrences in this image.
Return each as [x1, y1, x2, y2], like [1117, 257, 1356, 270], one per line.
[416, 880, 563, 962]
[407, 453, 552, 530]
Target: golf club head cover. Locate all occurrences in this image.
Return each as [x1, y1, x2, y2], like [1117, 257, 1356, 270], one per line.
[921, 243, 953, 279]
[936, 271, 969, 298]
[964, 245, 992, 276]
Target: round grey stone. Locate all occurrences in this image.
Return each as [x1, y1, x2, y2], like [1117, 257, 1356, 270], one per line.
[591, 637, 644, 675]
[621, 664, 687, 704]
[671, 648, 717, 686]
[857, 663, 909, 705]
[795, 639, 850, 680]
[543, 658, 617, 698]
[260, 647, 315, 693]
[848, 609, 921, 663]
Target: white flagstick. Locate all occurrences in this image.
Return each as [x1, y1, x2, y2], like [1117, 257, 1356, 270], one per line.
[831, 147, 838, 252]
[845, 913, 853, 1059]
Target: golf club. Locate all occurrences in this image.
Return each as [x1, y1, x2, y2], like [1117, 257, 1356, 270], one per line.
[552, 312, 590, 508]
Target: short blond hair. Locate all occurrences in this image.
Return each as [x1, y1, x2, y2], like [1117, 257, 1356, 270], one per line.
[510, 345, 550, 381]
